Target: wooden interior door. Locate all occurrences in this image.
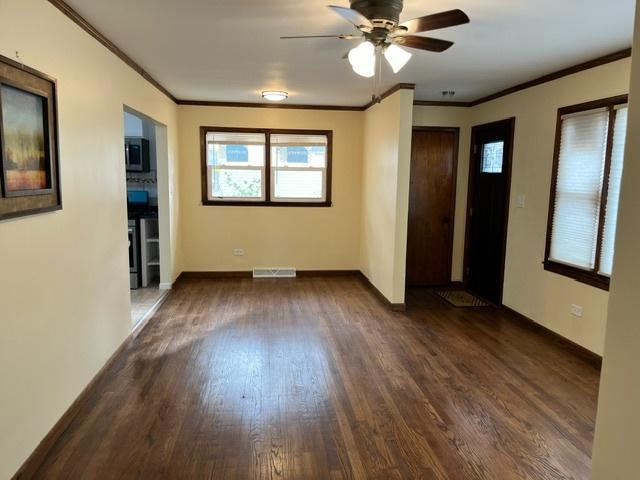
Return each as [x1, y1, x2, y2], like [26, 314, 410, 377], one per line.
[464, 118, 515, 304]
[406, 127, 459, 286]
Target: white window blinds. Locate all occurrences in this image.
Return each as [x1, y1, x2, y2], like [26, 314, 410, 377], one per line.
[547, 100, 628, 282]
[270, 134, 328, 147]
[599, 106, 628, 276]
[207, 132, 266, 146]
[549, 108, 609, 270]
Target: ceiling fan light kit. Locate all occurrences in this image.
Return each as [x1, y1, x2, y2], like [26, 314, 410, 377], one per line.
[348, 41, 376, 77]
[281, 1, 470, 78]
[384, 43, 412, 73]
[262, 91, 288, 102]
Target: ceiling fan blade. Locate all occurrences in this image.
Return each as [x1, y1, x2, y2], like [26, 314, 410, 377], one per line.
[328, 5, 373, 29]
[394, 35, 454, 52]
[398, 9, 469, 34]
[280, 34, 360, 40]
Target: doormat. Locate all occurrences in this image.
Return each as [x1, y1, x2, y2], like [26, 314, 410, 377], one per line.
[435, 289, 489, 307]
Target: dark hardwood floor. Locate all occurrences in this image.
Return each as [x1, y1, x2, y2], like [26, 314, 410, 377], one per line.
[31, 276, 600, 479]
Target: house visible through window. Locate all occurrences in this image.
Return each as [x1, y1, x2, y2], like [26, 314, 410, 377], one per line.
[544, 95, 628, 289]
[201, 128, 332, 206]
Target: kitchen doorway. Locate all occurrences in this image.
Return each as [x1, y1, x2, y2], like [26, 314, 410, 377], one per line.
[123, 108, 170, 330]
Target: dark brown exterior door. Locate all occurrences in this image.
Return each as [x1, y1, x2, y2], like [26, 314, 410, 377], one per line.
[406, 127, 459, 286]
[464, 118, 515, 304]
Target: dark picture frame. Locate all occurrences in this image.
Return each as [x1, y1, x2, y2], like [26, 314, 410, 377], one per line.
[0, 54, 61, 220]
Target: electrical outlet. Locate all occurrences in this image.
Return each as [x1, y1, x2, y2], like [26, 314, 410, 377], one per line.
[233, 248, 244, 256]
[516, 194, 526, 209]
[571, 304, 583, 317]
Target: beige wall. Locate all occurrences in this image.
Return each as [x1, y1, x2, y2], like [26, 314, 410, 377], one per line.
[591, 5, 640, 477]
[360, 89, 414, 304]
[412, 106, 471, 281]
[1, 2, 632, 476]
[0, 0, 181, 477]
[413, 58, 630, 354]
[177, 105, 363, 272]
[178, 91, 417, 305]
[470, 59, 630, 355]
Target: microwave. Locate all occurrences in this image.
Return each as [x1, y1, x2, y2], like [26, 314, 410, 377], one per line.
[125, 137, 150, 172]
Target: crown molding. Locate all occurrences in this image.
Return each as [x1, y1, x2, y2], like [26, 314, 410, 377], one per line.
[413, 100, 472, 107]
[176, 99, 365, 111]
[469, 48, 631, 106]
[414, 48, 632, 108]
[362, 83, 416, 110]
[47, 1, 630, 112]
[44, 0, 411, 112]
[47, 0, 177, 102]
[178, 83, 416, 111]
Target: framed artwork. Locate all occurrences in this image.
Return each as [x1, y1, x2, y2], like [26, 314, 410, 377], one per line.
[0, 54, 61, 220]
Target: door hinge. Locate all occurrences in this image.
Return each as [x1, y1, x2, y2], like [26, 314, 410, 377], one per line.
[473, 144, 478, 154]
[469, 207, 473, 217]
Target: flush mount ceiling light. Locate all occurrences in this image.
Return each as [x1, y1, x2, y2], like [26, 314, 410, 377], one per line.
[262, 91, 288, 102]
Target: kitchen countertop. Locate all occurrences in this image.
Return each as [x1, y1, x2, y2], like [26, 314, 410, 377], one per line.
[127, 206, 158, 220]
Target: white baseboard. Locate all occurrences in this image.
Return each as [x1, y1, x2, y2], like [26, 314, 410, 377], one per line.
[159, 282, 173, 290]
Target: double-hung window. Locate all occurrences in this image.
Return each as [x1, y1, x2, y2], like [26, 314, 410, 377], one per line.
[201, 127, 331, 206]
[205, 131, 266, 201]
[544, 95, 628, 289]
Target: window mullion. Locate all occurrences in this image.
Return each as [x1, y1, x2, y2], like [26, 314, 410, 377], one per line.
[265, 132, 271, 202]
[593, 106, 616, 275]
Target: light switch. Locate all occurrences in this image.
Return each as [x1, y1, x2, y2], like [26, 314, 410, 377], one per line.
[516, 194, 526, 209]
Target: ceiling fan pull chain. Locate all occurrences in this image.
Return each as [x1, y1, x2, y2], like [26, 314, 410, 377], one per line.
[374, 46, 383, 103]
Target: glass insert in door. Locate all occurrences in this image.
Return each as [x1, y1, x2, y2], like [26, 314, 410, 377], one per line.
[481, 141, 504, 173]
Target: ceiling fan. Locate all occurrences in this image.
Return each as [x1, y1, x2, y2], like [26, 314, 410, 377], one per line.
[281, 0, 469, 78]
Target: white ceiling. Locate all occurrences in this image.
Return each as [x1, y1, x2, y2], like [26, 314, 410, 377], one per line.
[65, 0, 635, 106]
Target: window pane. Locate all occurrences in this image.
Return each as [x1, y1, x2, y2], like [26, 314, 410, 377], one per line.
[212, 168, 263, 198]
[270, 134, 328, 202]
[549, 109, 609, 270]
[599, 106, 628, 276]
[481, 141, 504, 173]
[273, 170, 324, 199]
[206, 131, 265, 200]
[272, 146, 327, 167]
[208, 144, 265, 167]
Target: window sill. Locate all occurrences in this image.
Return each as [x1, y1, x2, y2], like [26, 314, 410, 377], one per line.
[543, 260, 610, 291]
[201, 200, 332, 207]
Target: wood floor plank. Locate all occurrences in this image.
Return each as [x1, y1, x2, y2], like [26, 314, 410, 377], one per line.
[29, 276, 600, 479]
